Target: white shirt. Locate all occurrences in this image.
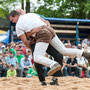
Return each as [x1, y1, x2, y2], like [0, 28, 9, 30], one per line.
[77, 56, 87, 65]
[16, 13, 47, 37]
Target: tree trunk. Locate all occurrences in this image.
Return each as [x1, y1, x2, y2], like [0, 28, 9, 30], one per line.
[26, 0, 30, 13]
[88, 12, 90, 19]
[21, 0, 24, 10]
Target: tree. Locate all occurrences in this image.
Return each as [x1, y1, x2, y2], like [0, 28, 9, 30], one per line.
[26, 0, 30, 13]
[35, 0, 89, 19]
[0, 0, 20, 18]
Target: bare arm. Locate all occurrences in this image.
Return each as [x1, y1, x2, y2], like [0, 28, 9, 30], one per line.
[40, 17, 50, 27]
[19, 34, 31, 49]
[25, 27, 42, 37]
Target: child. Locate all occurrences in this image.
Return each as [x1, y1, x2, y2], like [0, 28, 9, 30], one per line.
[26, 64, 37, 78]
[7, 64, 17, 77]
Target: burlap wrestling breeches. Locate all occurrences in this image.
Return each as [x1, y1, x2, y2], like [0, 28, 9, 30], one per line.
[35, 26, 56, 43]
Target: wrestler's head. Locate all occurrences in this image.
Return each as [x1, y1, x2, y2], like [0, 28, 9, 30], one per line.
[9, 10, 20, 23]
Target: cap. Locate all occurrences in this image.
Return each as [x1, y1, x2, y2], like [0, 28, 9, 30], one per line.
[1, 45, 5, 48]
[25, 54, 28, 58]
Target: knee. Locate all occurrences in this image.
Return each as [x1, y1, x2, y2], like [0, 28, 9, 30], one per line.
[33, 53, 41, 63]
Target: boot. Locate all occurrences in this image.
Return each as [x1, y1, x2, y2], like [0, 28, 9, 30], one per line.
[50, 78, 59, 86]
[41, 81, 47, 86]
[47, 63, 61, 76]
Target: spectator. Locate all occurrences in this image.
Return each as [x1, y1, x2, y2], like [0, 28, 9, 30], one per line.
[5, 51, 23, 77]
[77, 44, 84, 52]
[15, 50, 24, 67]
[77, 56, 88, 78]
[1, 45, 5, 53]
[82, 36, 90, 46]
[27, 49, 33, 65]
[18, 42, 27, 55]
[7, 64, 17, 77]
[6, 44, 16, 56]
[19, 49, 24, 55]
[0, 53, 7, 77]
[61, 57, 67, 76]
[67, 56, 78, 77]
[26, 64, 37, 78]
[20, 54, 32, 77]
[77, 38, 81, 45]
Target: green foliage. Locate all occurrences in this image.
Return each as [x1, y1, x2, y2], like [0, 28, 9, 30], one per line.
[0, 0, 20, 18]
[35, 0, 90, 19]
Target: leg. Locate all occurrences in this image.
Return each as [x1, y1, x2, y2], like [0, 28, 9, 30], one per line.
[31, 44, 46, 85]
[75, 67, 79, 77]
[78, 67, 82, 78]
[50, 35, 83, 57]
[34, 42, 61, 76]
[63, 67, 67, 76]
[67, 67, 72, 76]
[47, 45, 63, 76]
[31, 44, 63, 85]
[33, 42, 57, 67]
[16, 68, 23, 77]
[34, 62, 45, 82]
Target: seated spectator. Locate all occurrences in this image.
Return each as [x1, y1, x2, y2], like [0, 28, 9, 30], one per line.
[82, 36, 90, 46]
[20, 54, 32, 77]
[6, 44, 16, 56]
[7, 64, 17, 77]
[17, 42, 27, 55]
[67, 56, 78, 77]
[77, 56, 88, 78]
[77, 44, 84, 51]
[0, 52, 7, 77]
[61, 57, 67, 76]
[6, 51, 23, 77]
[87, 67, 90, 78]
[1, 45, 5, 53]
[27, 49, 33, 65]
[77, 38, 81, 45]
[15, 50, 24, 67]
[26, 64, 37, 78]
[19, 49, 24, 55]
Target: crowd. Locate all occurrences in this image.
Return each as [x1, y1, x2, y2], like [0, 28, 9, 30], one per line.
[0, 37, 90, 78]
[61, 37, 90, 78]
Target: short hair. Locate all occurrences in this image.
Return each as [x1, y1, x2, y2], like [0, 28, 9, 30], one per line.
[9, 10, 20, 17]
[10, 64, 14, 67]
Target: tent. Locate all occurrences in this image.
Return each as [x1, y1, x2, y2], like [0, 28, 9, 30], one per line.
[0, 30, 10, 44]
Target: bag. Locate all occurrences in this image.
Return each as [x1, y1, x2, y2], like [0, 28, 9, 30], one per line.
[81, 70, 85, 78]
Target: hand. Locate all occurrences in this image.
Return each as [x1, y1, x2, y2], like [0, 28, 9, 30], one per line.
[16, 9, 26, 15]
[61, 67, 63, 73]
[29, 36, 36, 44]
[46, 21, 50, 27]
[31, 27, 42, 34]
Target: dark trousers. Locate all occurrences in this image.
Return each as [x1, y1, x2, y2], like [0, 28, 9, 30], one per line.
[31, 44, 63, 82]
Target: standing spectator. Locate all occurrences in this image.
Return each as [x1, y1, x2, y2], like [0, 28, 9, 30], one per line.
[7, 64, 17, 77]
